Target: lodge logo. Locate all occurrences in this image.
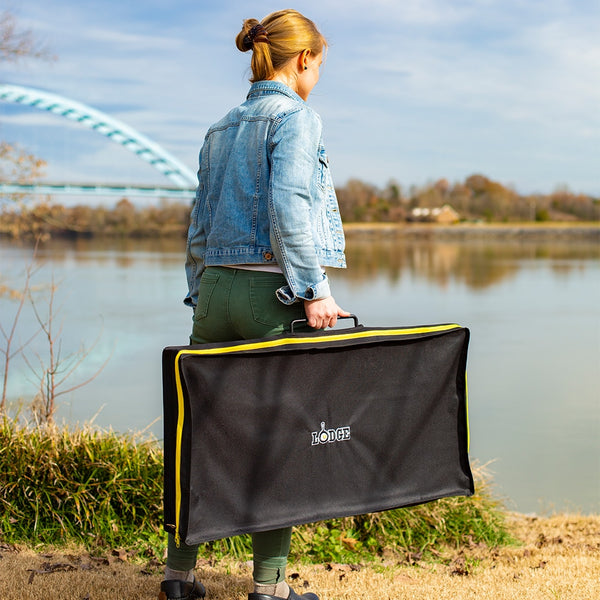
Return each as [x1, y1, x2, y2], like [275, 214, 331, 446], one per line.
[311, 421, 351, 446]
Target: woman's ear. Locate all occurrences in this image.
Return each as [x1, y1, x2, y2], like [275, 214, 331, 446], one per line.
[299, 49, 311, 71]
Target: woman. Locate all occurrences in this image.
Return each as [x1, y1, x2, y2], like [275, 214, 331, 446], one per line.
[160, 10, 348, 600]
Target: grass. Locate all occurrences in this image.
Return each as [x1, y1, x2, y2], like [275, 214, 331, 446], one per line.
[290, 472, 513, 564]
[0, 418, 512, 564]
[0, 418, 164, 555]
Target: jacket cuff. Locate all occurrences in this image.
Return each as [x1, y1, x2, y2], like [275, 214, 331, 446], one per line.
[276, 276, 331, 305]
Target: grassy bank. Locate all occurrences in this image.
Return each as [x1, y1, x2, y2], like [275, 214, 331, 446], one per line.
[0, 419, 511, 564]
[0, 420, 165, 555]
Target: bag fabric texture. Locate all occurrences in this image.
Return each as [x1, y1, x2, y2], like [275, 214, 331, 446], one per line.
[162, 323, 473, 546]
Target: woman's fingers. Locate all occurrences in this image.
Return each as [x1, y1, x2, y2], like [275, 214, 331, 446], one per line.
[304, 297, 350, 329]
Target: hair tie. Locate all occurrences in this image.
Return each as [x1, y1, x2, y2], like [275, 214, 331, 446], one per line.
[243, 23, 269, 50]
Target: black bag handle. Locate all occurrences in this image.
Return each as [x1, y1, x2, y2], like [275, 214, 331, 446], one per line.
[290, 314, 360, 334]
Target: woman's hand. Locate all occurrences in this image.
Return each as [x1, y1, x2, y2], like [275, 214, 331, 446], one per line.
[303, 296, 351, 330]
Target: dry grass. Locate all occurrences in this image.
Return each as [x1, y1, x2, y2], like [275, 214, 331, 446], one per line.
[1, 514, 598, 600]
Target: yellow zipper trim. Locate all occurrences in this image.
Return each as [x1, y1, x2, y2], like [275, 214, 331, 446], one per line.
[171, 323, 464, 545]
[465, 371, 470, 453]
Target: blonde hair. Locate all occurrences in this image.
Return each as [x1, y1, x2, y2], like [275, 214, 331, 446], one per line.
[235, 9, 326, 83]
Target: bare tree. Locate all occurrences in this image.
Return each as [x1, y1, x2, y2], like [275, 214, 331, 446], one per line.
[0, 141, 47, 211]
[0, 10, 52, 62]
[0, 242, 42, 411]
[23, 275, 111, 424]
[0, 10, 52, 209]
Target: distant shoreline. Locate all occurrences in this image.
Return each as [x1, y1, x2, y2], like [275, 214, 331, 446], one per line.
[1, 220, 598, 242]
[343, 222, 600, 240]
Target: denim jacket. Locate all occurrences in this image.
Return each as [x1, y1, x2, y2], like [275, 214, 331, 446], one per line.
[184, 80, 346, 308]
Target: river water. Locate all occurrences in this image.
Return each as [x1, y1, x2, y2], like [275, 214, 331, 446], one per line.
[1, 234, 598, 515]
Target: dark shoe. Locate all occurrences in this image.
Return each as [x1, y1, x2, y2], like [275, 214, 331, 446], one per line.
[159, 577, 206, 600]
[249, 587, 319, 600]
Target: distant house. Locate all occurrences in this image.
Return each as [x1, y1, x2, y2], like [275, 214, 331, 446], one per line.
[408, 204, 460, 224]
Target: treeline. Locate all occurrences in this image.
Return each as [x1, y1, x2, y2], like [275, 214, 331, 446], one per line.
[0, 198, 191, 239]
[336, 174, 599, 223]
[0, 174, 598, 239]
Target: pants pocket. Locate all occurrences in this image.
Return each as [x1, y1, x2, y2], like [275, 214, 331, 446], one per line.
[194, 270, 220, 321]
[249, 276, 304, 329]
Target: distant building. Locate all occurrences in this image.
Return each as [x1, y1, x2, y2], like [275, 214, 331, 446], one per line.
[408, 204, 460, 224]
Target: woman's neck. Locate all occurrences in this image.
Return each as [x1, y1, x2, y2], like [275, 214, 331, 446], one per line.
[269, 70, 299, 96]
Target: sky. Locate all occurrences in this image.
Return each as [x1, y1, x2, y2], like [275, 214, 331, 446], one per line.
[1, 0, 599, 198]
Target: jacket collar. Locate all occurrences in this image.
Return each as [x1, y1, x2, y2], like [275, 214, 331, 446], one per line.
[246, 80, 305, 103]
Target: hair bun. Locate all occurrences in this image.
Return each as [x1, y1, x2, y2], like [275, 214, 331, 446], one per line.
[242, 24, 269, 51]
[236, 19, 264, 52]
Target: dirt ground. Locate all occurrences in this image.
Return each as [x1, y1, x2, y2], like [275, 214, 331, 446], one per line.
[1, 514, 598, 600]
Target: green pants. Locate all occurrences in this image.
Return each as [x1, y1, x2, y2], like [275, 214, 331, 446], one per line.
[167, 267, 308, 584]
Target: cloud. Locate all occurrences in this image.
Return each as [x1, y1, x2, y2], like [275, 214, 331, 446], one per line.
[2, 0, 599, 194]
[328, 1, 599, 144]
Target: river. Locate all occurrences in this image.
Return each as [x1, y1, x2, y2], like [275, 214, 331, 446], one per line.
[1, 233, 598, 515]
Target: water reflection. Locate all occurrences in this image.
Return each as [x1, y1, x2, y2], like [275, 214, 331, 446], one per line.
[1, 234, 598, 514]
[3, 236, 187, 270]
[6, 235, 597, 291]
[342, 237, 598, 289]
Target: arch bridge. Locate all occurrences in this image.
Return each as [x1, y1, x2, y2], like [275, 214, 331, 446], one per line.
[0, 83, 197, 195]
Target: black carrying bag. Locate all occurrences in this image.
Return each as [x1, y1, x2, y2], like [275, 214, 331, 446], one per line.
[162, 319, 473, 546]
